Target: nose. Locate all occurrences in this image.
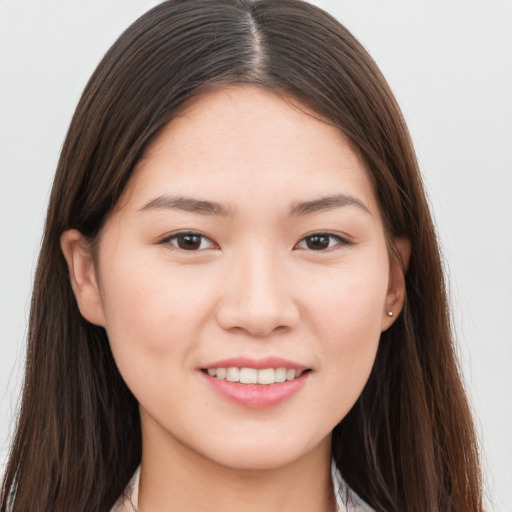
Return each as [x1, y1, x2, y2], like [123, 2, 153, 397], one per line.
[215, 250, 300, 337]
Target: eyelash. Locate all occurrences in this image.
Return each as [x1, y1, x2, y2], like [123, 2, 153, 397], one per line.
[161, 231, 350, 253]
[295, 232, 350, 251]
[162, 231, 217, 251]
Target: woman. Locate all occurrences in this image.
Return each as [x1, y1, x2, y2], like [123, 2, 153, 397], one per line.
[1, 1, 483, 511]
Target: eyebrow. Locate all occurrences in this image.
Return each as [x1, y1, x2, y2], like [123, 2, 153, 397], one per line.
[290, 194, 371, 216]
[139, 193, 371, 217]
[139, 195, 233, 216]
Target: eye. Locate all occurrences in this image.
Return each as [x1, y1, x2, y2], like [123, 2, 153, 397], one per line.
[295, 232, 348, 251]
[164, 231, 217, 251]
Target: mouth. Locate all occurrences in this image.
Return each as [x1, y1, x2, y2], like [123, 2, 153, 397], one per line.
[201, 367, 310, 385]
[200, 362, 311, 408]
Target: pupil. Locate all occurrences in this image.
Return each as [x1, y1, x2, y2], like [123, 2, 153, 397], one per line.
[307, 235, 328, 250]
[178, 234, 201, 250]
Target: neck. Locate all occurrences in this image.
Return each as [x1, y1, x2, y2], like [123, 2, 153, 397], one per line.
[137, 416, 334, 512]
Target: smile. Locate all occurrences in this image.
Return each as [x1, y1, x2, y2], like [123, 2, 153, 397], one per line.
[204, 367, 305, 385]
[201, 367, 309, 408]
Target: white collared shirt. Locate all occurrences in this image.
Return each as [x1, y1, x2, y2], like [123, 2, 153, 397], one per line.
[111, 459, 374, 511]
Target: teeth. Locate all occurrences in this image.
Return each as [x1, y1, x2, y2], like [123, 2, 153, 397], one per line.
[205, 367, 305, 385]
[257, 368, 275, 385]
[274, 368, 287, 383]
[226, 367, 239, 382]
[286, 369, 296, 381]
[239, 367, 258, 384]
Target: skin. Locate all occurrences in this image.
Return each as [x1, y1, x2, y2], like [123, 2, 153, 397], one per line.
[61, 86, 409, 512]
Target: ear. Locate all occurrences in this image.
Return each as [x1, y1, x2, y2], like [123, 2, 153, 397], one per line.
[60, 229, 106, 326]
[381, 237, 411, 332]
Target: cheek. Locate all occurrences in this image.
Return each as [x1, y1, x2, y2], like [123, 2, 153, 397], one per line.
[302, 256, 388, 393]
[305, 255, 388, 336]
[98, 258, 209, 373]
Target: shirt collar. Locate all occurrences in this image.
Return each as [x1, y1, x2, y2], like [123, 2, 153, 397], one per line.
[115, 458, 374, 512]
[331, 458, 374, 511]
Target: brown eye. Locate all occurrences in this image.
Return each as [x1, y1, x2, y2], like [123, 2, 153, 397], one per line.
[177, 233, 202, 250]
[166, 232, 216, 251]
[296, 233, 347, 251]
[305, 235, 330, 250]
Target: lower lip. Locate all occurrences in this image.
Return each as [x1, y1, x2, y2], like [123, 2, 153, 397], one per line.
[201, 372, 309, 409]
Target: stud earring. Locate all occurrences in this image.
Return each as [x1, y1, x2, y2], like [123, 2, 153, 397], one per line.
[387, 311, 394, 317]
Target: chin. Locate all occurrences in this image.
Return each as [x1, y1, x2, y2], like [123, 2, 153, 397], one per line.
[198, 433, 330, 472]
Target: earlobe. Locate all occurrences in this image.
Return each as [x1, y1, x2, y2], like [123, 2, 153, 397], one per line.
[382, 237, 411, 331]
[60, 229, 106, 326]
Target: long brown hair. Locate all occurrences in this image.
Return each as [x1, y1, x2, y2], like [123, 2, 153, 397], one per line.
[1, 1, 482, 510]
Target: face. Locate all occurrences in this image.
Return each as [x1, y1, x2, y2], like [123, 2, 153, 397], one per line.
[63, 86, 406, 471]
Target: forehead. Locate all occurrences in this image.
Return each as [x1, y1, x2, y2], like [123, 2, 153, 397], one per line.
[124, 85, 379, 215]
[142, 86, 357, 166]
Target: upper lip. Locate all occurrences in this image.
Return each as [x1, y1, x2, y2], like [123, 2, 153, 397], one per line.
[202, 356, 308, 371]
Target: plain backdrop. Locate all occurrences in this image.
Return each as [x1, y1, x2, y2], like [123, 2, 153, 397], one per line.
[1, 0, 511, 510]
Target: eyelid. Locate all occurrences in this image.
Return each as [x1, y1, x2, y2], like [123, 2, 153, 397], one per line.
[294, 231, 352, 251]
[160, 230, 218, 251]
[159, 230, 351, 252]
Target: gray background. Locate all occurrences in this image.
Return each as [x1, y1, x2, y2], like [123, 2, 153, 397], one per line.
[1, 0, 511, 510]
